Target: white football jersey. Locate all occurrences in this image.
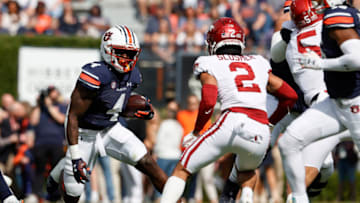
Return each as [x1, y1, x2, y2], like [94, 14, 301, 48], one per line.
[286, 20, 327, 105]
[194, 54, 271, 112]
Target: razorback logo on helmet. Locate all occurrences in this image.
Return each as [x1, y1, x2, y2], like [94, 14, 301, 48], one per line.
[103, 32, 113, 41]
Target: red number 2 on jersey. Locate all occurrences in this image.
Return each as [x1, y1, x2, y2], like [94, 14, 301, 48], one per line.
[229, 62, 261, 93]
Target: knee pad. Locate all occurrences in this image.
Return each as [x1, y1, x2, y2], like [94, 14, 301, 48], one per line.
[278, 131, 303, 156]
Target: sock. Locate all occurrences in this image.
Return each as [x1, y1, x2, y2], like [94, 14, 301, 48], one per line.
[292, 194, 309, 203]
[0, 171, 12, 201]
[239, 187, 253, 203]
[219, 179, 240, 203]
[160, 176, 186, 203]
[286, 193, 293, 203]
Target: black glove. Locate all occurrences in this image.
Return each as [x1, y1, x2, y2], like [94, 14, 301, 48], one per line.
[72, 159, 90, 184]
[280, 28, 292, 44]
[134, 97, 154, 120]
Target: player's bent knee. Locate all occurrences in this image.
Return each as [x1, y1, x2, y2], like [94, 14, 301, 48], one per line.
[278, 131, 303, 155]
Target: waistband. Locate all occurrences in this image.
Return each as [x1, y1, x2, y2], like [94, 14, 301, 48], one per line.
[225, 107, 268, 125]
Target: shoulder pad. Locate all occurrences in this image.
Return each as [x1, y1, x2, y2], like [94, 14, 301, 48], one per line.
[78, 61, 109, 90]
[323, 6, 355, 28]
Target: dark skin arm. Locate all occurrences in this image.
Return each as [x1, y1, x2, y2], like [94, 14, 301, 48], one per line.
[329, 28, 360, 45]
[67, 84, 96, 146]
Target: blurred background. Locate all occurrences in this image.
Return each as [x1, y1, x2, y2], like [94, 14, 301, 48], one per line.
[0, 0, 360, 202]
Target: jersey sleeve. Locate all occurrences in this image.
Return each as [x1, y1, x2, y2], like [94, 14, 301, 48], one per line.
[78, 62, 105, 90]
[323, 7, 355, 29]
[129, 66, 143, 89]
[193, 56, 214, 77]
[257, 55, 272, 73]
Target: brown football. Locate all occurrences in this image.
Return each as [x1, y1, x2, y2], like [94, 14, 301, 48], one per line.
[122, 95, 147, 117]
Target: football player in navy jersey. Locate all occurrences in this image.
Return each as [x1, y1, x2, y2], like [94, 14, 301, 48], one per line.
[46, 25, 167, 203]
[277, 0, 360, 202]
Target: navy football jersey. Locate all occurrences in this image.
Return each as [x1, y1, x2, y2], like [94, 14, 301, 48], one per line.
[322, 4, 360, 98]
[270, 59, 307, 113]
[77, 61, 142, 130]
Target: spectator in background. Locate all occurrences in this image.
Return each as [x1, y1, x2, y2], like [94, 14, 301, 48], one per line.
[1, 0, 28, 35]
[9, 101, 34, 201]
[178, 4, 200, 31]
[82, 4, 110, 38]
[30, 86, 66, 200]
[84, 156, 115, 203]
[26, 1, 53, 35]
[16, 0, 37, 16]
[0, 94, 17, 175]
[42, 0, 63, 19]
[234, 0, 273, 46]
[254, 151, 282, 203]
[153, 100, 183, 202]
[176, 20, 204, 53]
[136, 0, 172, 22]
[144, 4, 171, 44]
[151, 18, 175, 65]
[335, 141, 358, 201]
[55, 2, 80, 35]
[196, 3, 218, 34]
[151, 18, 176, 83]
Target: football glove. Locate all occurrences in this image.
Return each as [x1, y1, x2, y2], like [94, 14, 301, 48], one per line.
[297, 49, 324, 70]
[134, 97, 154, 120]
[72, 158, 90, 184]
[182, 132, 197, 149]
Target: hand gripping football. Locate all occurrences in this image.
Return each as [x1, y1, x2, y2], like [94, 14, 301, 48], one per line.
[123, 95, 153, 119]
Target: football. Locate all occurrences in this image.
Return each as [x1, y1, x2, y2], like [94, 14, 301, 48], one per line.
[122, 95, 148, 117]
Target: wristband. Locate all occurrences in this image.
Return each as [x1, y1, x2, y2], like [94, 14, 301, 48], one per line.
[69, 144, 81, 160]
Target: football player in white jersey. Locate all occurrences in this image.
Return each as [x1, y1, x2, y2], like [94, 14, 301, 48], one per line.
[220, 1, 350, 202]
[278, 0, 360, 201]
[160, 17, 298, 203]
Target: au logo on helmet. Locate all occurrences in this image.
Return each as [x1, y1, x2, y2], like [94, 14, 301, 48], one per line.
[103, 32, 113, 41]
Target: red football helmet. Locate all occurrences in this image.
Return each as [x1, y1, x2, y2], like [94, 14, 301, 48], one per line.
[206, 17, 245, 55]
[290, 0, 323, 29]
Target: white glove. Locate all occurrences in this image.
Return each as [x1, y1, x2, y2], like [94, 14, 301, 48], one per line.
[182, 132, 197, 148]
[297, 49, 324, 70]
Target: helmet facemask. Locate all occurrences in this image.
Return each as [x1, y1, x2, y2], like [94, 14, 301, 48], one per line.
[106, 45, 140, 73]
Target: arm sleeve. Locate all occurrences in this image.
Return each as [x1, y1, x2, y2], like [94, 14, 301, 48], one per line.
[269, 81, 298, 125]
[321, 39, 360, 71]
[194, 84, 218, 133]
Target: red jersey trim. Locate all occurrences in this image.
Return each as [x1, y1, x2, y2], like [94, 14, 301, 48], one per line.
[226, 107, 268, 124]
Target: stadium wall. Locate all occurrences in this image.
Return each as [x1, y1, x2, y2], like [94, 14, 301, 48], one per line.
[0, 35, 100, 98]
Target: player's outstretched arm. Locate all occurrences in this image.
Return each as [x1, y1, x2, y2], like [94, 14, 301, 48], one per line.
[67, 83, 96, 183]
[193, 72, 218, 136]
[267, 73, 298, 125]
[299, 28, 360, 71]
